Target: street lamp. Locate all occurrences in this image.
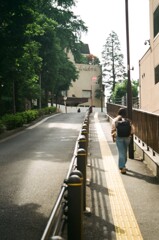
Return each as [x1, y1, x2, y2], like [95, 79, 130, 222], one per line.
[125, 0, 134, 159]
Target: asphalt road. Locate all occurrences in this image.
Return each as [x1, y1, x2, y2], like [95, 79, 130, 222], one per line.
[0, 112, 86, 240]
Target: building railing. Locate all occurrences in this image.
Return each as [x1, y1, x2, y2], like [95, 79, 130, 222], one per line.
[107, 103, 159, 155]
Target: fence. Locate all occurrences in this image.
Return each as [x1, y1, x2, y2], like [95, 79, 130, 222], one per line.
[107, 103, 159, 155]
[41, 108, 91, 240]
[107, 96, 139, 109]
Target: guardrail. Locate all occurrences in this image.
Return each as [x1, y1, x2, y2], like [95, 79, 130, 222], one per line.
[41, 108, 91, 240]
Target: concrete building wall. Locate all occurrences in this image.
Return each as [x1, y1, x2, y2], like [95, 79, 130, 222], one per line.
[67, 50, 103, 107]
[68, 64, 101, 107]
[139, 0, 159, 114]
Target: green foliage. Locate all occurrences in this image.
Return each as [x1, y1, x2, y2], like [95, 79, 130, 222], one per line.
[75, 53, 100, 65]
[1, 114, 24, 130]
[18, 110, 39, 123]
[0, 106, 57, 131]
[95, 73, 104, 99]
[112, 79, 139, 101]
[41, 106, 56, 115]
[0, 0, 87, 114]
[112, 81, 127, 100]
[102, 31, 126, 93]
[38, 106, 56, 116]
[95, 89, 102, 99]
[53, 51, 79, 96]
[131, 80, 139, 97]
[0, 120, 6, 133]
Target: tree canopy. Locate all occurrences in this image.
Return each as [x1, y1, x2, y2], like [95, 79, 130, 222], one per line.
[0, 0, 87, 115]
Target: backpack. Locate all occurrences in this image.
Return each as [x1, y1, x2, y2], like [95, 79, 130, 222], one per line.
[116, 119, 131, 137]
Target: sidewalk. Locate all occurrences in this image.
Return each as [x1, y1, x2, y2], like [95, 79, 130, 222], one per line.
[83, 111, 159, 240]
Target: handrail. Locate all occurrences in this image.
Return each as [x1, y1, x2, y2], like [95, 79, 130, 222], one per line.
[41, 186, 66, 240]
[41, 110, 90, 240]
[41, 136, 79, 240]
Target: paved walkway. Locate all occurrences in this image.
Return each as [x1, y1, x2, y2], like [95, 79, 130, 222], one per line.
[83, 111, 159, 240]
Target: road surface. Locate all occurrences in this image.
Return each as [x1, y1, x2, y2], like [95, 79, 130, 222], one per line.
[0, 112, 86, 240]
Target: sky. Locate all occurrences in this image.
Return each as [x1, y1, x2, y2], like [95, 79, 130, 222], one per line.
[73, 0, 150, 80]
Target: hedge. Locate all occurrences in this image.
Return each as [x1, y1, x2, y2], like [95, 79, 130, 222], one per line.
[0, 106, 57, 131]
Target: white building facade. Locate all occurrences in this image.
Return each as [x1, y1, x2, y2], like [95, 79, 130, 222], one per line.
[66, 48, 104, 108]
[68, 63, 102, 107]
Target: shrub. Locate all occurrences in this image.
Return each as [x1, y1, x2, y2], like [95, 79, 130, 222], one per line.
[38, 106, 56, 116]
[0, 107, 56, 131]
[23, 110, 39, 123]
[0, 120, 6, 133]
[38, 109, 46, 117]
[16, 112, 28, 124]
[48, 106, 56, 113]
[1, 114, 24, 130]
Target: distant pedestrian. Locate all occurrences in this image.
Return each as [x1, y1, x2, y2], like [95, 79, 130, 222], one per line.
[111, 108, 134, 174]
[77, 108, 81, 112]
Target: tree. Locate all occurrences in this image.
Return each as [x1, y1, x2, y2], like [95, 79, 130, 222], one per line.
[102, 31, 126, 95]
[50, 5, 87, 59]
[95, 71, 103, 99]
[0, 0, 87, 114]
[95, 70, 105, 111]
[38, 2, 87, 107]
[53, 51, 78, 103]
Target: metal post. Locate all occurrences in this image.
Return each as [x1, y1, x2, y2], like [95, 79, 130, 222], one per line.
[83, 122, 89, 133]
[81, 128, 88, 159]
[125, 0, 134, 159]
[77, 148, 86, 211]
[78, 135, 87, 154]
[81, 126, 88, 143]
[84, 118, 89, 134]
[67, 174, 83, 240]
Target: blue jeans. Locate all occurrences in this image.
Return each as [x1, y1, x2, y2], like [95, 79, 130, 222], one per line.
[116, 136, 130, 169]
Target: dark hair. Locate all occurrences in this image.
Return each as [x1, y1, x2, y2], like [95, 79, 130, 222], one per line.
[117, 108, 127, 118]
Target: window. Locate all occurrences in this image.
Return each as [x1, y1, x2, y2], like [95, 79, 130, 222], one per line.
[155, 65, 159, 84]
[154, 6, 159, 38]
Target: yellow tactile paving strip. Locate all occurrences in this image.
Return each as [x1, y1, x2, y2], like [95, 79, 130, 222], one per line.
[94, 113, 143, 240]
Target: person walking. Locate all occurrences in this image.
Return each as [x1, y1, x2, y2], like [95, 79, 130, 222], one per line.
[111, 108, 134, 174]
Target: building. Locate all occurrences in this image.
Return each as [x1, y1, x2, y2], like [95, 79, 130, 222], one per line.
[139, 0, 159, 114]
[66, 44, 104, 108]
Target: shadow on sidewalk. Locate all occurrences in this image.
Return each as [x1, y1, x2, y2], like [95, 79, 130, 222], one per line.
[83, 157, 117, 240]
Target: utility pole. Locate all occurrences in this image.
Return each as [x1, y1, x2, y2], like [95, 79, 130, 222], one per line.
[125, 0, 134, 159]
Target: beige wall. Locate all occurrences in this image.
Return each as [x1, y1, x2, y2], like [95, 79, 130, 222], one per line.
[67, 51, 103, 107]
[139, 0, 159, 114]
